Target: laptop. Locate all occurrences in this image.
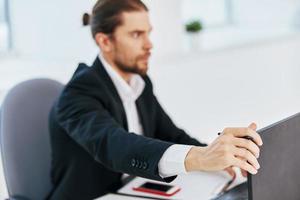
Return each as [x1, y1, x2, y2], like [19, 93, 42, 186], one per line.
[215, 112, 300, 200]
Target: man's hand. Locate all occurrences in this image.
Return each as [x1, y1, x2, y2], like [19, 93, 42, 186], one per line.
[185, 123, 263, 175]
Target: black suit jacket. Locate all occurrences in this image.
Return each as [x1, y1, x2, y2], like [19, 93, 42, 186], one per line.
[47, 57, 206, 200]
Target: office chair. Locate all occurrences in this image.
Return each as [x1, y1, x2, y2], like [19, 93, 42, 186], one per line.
[0, 79, 63, 200]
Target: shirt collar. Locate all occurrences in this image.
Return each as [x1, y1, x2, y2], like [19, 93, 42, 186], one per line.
[98, 53, 145, 102]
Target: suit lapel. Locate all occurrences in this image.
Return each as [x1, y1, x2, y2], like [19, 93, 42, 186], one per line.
[136, 96, 151, 137]
[91, 57, 128, 131]
[91, 57, 151, 137]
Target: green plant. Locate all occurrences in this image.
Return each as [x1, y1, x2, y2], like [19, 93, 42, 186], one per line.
[185, 20, 203, 33]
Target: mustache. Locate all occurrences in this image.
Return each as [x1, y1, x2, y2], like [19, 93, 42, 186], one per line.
[138, 52, 151, 60]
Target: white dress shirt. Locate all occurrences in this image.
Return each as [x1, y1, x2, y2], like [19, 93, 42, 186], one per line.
[99, 54, 193, 178]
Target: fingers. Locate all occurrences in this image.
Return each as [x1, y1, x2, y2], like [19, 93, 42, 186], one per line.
[248, 122, 257, 131]
[233, 137, 260, 158]
[233, 147, 260, 170]
[241, 169, 248, 177]
[223, 125, 263, 146]
[214, 123, 263, 175]
[225, 167, 236, 179]
[236, 156, 251, 177]
[248, 128, 263, 146]
[232, 157, 258, 175]
[226, 166, 248, 178]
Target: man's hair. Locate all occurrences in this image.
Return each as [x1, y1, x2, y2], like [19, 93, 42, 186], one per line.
[82, 0, 148, 38]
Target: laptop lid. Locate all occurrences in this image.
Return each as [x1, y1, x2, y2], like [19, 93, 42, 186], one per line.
[248, 112, 300, 200]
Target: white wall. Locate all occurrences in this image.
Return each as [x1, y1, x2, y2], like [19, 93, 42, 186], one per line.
[7, 0, 300, 60]
[9, 0, 185, 61]
[10, 0, 97, 61]
[232, 0, 299, 28]
[148, 36, 300, 143]
[144, 0, 185, 57]
[1, 35, 300, 143]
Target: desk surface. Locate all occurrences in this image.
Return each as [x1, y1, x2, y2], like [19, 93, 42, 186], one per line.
[97, 169, 246, 200]
[95, 193, 145, 200]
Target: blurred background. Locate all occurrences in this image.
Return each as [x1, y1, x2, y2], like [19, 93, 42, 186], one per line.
[1, 0, 300, 197]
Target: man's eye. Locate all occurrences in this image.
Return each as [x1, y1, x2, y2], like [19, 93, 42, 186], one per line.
[132, 32, 140, 38]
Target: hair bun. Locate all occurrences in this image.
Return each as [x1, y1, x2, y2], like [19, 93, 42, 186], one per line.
[82, 13, 91, 26]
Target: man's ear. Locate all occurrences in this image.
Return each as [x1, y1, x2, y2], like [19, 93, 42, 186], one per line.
[95, 33, 113, 53]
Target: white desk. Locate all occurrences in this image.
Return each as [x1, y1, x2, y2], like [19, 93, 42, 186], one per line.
[96, 169, 246, 200]
[95, 194, 145, 200]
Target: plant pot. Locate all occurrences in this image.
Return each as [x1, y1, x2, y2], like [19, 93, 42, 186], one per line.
[187, 32, 202, 51]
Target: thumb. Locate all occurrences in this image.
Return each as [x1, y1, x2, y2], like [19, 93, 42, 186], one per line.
[248, 122, 257, 131]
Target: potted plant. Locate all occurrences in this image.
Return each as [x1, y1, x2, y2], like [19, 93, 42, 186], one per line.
[185, 20, 203, 51]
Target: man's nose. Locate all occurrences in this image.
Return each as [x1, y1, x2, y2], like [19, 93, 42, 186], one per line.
[143, 36, 153, 50]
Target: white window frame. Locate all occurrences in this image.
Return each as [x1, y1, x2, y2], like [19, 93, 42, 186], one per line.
[182, 0, 299, 52]
[182, 0, 234, 29]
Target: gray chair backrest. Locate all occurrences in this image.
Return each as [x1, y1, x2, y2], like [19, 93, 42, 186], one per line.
[0, 79, 63, 200]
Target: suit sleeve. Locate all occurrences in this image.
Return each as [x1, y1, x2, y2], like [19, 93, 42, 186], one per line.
[55, 85, 176, 182]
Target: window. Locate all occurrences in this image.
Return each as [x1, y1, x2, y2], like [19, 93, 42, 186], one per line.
[182, 0, 300, 51]
[182, 0, 299, 29]
[0, 0, 11, 52]
[182, 0, 233, 28]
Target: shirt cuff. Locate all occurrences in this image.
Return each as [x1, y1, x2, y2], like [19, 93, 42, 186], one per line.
[158, 144, 194, 178]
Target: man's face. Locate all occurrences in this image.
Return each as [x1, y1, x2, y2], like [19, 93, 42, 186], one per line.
[109, 11, 153, 76]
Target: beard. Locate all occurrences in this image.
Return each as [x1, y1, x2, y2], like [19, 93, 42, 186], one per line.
[114, 54, 149, 76]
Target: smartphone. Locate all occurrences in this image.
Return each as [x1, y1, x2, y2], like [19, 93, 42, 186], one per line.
[133, 182, 181, 197]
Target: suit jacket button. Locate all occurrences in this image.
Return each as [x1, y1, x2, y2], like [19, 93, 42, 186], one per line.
[131, 159, 136, 167]
[143, 162, 148, 170]
[136, 160, 140, 168]
[138, 162, 143, 169]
